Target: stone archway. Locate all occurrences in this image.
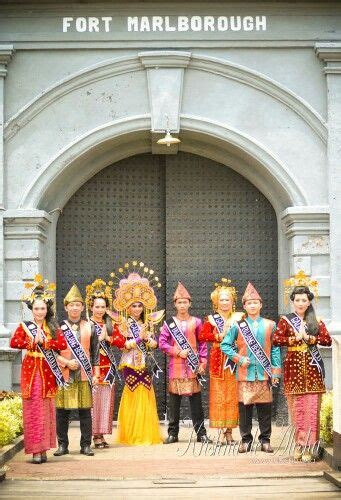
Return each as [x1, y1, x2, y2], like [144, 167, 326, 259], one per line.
[55, 151, 279, 419]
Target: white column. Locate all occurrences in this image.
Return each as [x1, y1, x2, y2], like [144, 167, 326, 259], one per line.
[316, 43, 341, 337]
[315, 44, 341, 469]
[0, 45, 14, 343]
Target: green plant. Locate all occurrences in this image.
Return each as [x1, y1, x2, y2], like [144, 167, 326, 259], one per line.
[0, 396, 23, 447]
[320, 391, 333, 446]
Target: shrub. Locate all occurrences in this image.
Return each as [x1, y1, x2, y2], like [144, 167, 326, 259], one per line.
[320, 391, 333, 446]
[0, 395, 23, 447]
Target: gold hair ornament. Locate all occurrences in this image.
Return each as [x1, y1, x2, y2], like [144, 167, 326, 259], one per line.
[284, 270, 319, 305]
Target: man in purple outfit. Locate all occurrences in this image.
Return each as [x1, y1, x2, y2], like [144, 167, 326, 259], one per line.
[159, 282, 211, 444]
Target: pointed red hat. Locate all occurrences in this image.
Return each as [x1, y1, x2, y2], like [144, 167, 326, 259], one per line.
[242, 282, 262, 304]
[173, 281, 191, 301]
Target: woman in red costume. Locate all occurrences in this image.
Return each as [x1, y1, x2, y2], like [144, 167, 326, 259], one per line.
[10, 275, 67, 464]
[273, 271, 332, 462]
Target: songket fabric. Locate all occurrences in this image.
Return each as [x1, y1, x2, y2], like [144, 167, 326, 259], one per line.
[22, 371, 57, 454]
[199, 318, 238, 428]
[91, 321, 126, 436]
[273, 317, 332, 445]
[91, 384, 115, 435]
[287, 393, 322, 446]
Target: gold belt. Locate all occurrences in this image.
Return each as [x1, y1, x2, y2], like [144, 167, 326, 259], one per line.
[27, 351, 44, 358]
[288, 344, 308, 352]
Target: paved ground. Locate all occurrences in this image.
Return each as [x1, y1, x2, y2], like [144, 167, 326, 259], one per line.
[1, 423, 338, 498]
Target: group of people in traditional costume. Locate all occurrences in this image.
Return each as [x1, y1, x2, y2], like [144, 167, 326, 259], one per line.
[11, 264, 331, 464]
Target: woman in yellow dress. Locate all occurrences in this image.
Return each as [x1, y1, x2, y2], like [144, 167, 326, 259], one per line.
[110, 262, 164, 445]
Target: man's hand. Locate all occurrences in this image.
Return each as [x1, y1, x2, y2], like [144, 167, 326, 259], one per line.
[148, 338, 157, 349]
[179, 348, 189, 359]
[198, 364, 206, 375]
[272, 377, 280, 386]
[240, 357, 250, 367]
[67, 359, 79, 371]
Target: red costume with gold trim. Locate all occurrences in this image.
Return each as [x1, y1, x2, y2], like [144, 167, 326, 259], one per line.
[273, 317, 331, 395]
[10, 323, 67, 399]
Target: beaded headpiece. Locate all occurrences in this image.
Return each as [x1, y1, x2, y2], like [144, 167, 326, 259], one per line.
[284, 270, 319, 305]
[21, 274, 56, 304]
[109, 261, 162, 321]
[211, 277, 237, 310]
[85, 278, 112, 314]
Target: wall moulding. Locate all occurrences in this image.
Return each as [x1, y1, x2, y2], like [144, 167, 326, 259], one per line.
[281, 206, 330, 239]
[4, 52, 327, 144]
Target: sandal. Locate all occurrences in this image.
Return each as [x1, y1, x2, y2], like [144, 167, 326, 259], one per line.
[224, 429, 236, 445]
[102, 440, 109, 448]
[93, 436, 105, 449]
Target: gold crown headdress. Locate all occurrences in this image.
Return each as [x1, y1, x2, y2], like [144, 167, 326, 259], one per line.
[85, 278, 112, 316]
[109, 261, 164, 324]
[21, 274, 56, 304]
[211, 277, 237, 311]
[284, 270, 319, 305]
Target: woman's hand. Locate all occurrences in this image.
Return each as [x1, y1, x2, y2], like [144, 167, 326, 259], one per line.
[67, 359, 79, 371]
[295, 331, 303, 341]
[147, 337, 157, 349]
[139, 324, 149, 341]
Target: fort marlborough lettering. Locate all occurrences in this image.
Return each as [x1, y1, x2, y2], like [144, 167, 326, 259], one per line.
[62, 15, 267, 33]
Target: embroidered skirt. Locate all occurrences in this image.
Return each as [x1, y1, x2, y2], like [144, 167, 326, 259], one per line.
[22, 371, 56, 454]
[287, 393, 322, 446]
[209, 369, 238, 428]
[168, 377, 201, 396]
[238, 380, 272, 405]
[56, 380, 92, 409]
[91, 384, 115, 435]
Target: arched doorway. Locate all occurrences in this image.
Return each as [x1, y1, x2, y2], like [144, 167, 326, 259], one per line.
[56, 152, 278, 418]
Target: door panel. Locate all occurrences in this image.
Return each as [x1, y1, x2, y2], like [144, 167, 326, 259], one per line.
[56, 152, 278, 420]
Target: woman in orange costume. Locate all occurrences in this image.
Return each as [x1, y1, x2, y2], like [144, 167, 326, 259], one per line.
[111, 262, 164, 446]
[10, 275, 67, 464]
[199, 279, 242, 443]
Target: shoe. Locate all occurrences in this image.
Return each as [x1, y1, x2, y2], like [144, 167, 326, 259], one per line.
[224, 431, 236, 445]
[197, 435, 213, 444]
[94, 442, 105, 449]
[301, 450, 313, 463]
[41, 452, 47, 463]
[260, 442, 274, 453]
[102, 441, 110, 448]
[163, 435, 178, 444]
[238, 442, 252, 453]
[294, 445, 303, 461]
[80, 445, 94, 456]
[53, 445, 69, 456]
[31, 454, 42, 464]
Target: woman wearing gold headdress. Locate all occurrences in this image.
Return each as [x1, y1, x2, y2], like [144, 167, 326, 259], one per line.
[85, 279, 127, 449]
[273, 271, 332, 462]
[198, 279, 242, 443]
[10, 275, 67, 464]
[111, 262, 164, 445]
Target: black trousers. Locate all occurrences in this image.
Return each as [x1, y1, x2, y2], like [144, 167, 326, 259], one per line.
[238, 402, 272, 444]
[56, 408, 92, 448]
[167, 392, 207, 438]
